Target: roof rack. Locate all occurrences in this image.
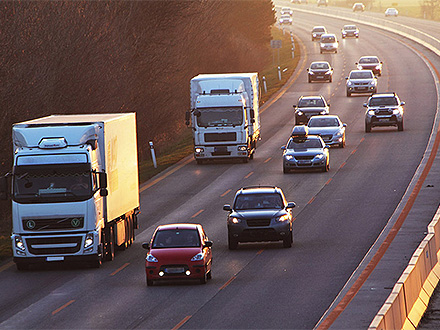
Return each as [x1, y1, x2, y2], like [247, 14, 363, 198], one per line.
[241, 185, 277, 190]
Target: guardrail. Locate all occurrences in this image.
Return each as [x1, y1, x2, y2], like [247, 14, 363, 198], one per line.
[274, 2, 440, 328]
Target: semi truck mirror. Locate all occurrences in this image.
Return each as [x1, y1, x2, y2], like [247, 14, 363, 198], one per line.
[185, 111, 191, 126]
[0, 176, 8, 200]
[99, 172, 107, 189]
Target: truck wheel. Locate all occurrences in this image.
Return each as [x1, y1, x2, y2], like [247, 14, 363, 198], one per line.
[16, 262, 29, 271]
[283, 232, 292, 248]
[105, 225, 115, 261]
[90, 255, 102, 268]
[228, 235, 238, 250]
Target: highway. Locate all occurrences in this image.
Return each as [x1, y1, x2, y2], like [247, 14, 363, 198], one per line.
[1, 7, 440, 330]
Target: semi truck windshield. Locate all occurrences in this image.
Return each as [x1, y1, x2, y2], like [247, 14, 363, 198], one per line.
[196, 107, 243, 127]
[13, 163, 93, 203]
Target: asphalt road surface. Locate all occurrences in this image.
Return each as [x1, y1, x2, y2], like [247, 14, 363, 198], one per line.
[1, 8, 439, 330]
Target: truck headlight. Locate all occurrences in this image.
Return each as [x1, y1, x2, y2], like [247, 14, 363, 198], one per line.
[195, 147, 204, 153]
[237, 146, 247, 151]
[84, 233, 94, 250]
[15, 236, 26, 253]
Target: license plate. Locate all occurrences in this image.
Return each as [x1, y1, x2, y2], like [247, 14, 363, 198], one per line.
[165, 267, 185, 274]
[357, 87, 367, 90]
[298, 160, 311, 165]
[378, 118, 390, 122]
[214, 146, 227, 153]
[317, 76, 324, 79]
[47, 256, 64, 262]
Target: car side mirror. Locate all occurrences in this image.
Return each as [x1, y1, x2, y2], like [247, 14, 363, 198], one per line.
[363, 103, 367, 107]
[401, 101, 405, 106]
[325, 145, 330, 149]
[355, 62, 358, 65]
[292, 105, 297, 108]
[327, 103, 330, 107]
[343, 123, 347, 127]
[204, 241, 213, 248]
[281, 145, 286, 151]
[142, 242, 150, 250]
[345, 77, 348, 80]
[286, 202, 296, 209]
[223, 204, 232, 212]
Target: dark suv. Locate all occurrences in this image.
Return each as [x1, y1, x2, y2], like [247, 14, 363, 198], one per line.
[223, 186, 296, 249]
[293, 95, 330, 125]
[364, 93, 405, 132]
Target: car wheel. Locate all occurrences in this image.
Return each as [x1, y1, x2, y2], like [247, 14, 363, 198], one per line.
[322, 161, 329, 172]
[340, 136, 346, 148]
[283, 166, 290, 174]
[398, 121, 404, 131]
[342, 35, 345, 39]
[346, 90, 351, 97]
[207, 269, 212, 280]
[146, 278, 154, 286]
[200, 270, 208, 284]
[356, 35, 359, 38]
[329, 76, 332, 83]
[283, 231, 292, 248]
[365, 122, 371, 133]
[308, 76, 312, 83]
[228, 234, 238, 250]
[320, 50, 323, 54]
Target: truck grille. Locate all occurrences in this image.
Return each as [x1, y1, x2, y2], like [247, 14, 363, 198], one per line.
[205, 132, 236, 142]
[22, 217, 84, 231]
[246, 219, 271, 227]
[26, 236, 82, 255]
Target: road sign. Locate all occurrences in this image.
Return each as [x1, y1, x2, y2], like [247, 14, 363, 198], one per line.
[271, 40, 282, 49]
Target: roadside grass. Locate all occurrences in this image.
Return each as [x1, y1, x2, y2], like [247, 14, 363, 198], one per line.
[0, 26, 300, 262]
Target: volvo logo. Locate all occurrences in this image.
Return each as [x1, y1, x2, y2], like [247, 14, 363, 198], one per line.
[26, 220, 36, 230]
[71, 218, 81, 228]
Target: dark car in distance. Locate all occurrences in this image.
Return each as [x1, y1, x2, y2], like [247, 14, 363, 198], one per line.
[224, 186, 296, 249]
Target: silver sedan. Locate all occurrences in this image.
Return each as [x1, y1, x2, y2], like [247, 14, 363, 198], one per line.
[307, 115, 346, 148]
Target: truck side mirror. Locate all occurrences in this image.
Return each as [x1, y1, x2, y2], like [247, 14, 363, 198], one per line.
[185, 111, 191, 126]
[0, 176, 8, 200]
[99, 172, 107, 189]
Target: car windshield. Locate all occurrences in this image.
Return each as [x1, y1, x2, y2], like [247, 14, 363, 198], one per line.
[321, 36, 335, 43]
[311, 63, 329, 70]
[359, 57, 379, 64]
[344, 25, 356, 30]
[350, 71, 373, 79]
[234, 193, 284, 210]
[152, 229, 201, 248]
[308, 117, 339, 127]
[369, 97, 398, 106]
[298, 98, 325, 107]
[196, 107, 243, 127]
[313, 28, 325, 33]
[287, 138, 323, 150]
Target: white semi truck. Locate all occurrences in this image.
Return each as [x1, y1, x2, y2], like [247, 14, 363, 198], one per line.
[186, 73, 261, 164]
[0, 113, 139, 270]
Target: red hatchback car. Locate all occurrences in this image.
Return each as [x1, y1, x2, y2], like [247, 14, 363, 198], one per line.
[142, 223, 213, 286]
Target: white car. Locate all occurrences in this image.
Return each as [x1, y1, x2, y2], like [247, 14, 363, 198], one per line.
[385, 8, 398, 17]
[279, 15, 293, 25]
[281, 7, 293, 15]
[320, 34, 338, 53]
[346, 70, 377, 96]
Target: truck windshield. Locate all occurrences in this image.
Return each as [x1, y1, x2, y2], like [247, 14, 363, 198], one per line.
[13, 163, 94, 203]
[196, 107, 243, 127]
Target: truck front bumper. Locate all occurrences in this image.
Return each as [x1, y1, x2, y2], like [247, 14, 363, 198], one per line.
[194, 145, 249, 159]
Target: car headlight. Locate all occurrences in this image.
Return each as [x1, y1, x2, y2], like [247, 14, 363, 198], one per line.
[347, 81, 353, 86]
[368, 110, 375, 115]
[275, 214, 290, 222]
[296, 111, 303, 116]
[334, 131, 343, 137]
[320, 110, 327, 115]
[325, 70, 332, 75]
[314, 154, 324, 160]
[84, 232, 94, 249]
[375, 65, 381, 69]
[313, 33, 317, 37]
[309, 71, 315, 75]
[370, 81, 376, 86]
[284, 154, 294, 161]
[146, 253, 158, 262]
[393, 109, 401, 115]
[195, 147, 204, 153]
[15, 236, 26, 253]
[230, 217, 241, 224]
[191, 252, 205, 261]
